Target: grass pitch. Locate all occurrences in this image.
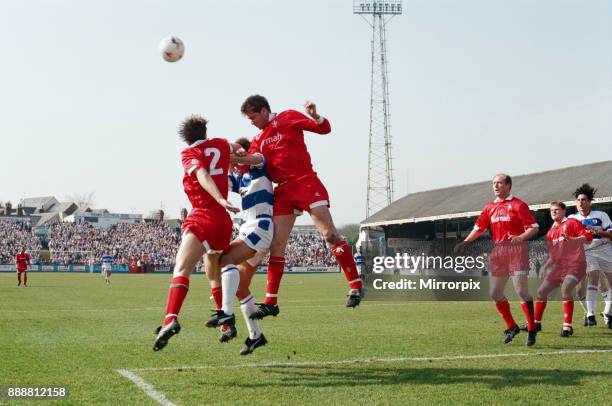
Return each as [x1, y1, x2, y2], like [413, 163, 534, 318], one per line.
[1, 273, 611, 405]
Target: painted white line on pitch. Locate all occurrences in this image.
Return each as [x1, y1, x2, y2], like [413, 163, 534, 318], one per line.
[117, 369, 176, 406]
[128, 348, 612, 372]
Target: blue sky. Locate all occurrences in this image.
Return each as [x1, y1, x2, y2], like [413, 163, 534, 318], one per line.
[1, 0, 610, 225]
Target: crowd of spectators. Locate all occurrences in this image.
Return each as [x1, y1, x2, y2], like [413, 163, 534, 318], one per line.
[0, 220, 336, 268]
[47, 222, 181, 266]
[284, 233, 336, 268]
[0, 220, 42, 264]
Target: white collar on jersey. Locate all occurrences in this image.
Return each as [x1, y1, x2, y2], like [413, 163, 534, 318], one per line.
[191, 139, 206, 147]
[553, 217, 568, 227]
[576, 210, 591, 218]
[494, 194, 513, 203]
[268, 112, 277, 124]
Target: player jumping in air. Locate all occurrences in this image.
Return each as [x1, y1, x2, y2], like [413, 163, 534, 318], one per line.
[570, 184, 612, 329]
[238, 95, 363, 319]
[534, 202, 592, 339]
[153, 115, 241, 352]
[455, 174, 539, 345]
[101, 253, 113, 285]
[207, 137, 274, 355]
[15, 247, 30, 287]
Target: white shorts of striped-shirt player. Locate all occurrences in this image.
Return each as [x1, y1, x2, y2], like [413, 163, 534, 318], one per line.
[102, 265, 112, 276]
[238, 217, 274, 253]
[586, 251, 612, 274]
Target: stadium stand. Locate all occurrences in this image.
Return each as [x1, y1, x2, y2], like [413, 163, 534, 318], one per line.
[47, 222, 181, 266]
[360, 161, 612, 273]
[361, 160, 612, 228]
[0, 219, 42, 264]
[0, 218, 336, 269]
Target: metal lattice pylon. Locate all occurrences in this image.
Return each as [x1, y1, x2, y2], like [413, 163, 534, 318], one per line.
[354, 0, 401, 217]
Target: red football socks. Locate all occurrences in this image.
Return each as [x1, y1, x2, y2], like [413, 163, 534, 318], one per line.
[520, 301, 535, 332]
[211, 286, 222, 310]
[534, 300, 547, 324]
[495, 298, 518, 329]
[332, 241, 362, 290]
[163, 276, 190, 326]
[563, 300, 574, 326]
[264, 256, 285, 305]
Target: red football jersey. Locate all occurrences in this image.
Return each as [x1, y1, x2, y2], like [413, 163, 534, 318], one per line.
[248, 110, 331, 184]
[181, 138, 231, 210]
[474, 195, 538, 242]
[15, 252, 30, 271]
[546, 218, 592, 264]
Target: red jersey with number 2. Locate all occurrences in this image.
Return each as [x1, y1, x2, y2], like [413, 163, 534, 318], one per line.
[181, 138, 231, 209]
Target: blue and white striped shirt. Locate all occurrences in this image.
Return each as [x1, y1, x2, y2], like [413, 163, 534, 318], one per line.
[229, 154, 274, 221]
[101, 254, 113, 267]
[569, 210, 612, 252]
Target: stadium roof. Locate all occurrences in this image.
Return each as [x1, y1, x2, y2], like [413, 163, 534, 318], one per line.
[50, 202, 78, 215]
[30, 212, 60, 227]
[21, 196, 58, 212]
[362, 161, 612, 227]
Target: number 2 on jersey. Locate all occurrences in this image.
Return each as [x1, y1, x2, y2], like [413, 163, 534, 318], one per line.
[205, 148, 223, 176]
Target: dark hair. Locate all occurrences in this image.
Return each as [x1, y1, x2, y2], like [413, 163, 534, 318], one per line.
[573, 183, 596, 201]
[179, 115, 207, 145]
[550, 201, 566, 210]
[235, 137, 251, 151]
[241, 95, 270, 114]
[494, 173, 512, 186]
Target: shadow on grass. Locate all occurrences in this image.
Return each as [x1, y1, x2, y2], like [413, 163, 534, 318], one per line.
[228, 365, 612, 389]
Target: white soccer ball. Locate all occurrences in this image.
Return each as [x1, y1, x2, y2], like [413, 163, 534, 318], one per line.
[159, 36, 184, 63]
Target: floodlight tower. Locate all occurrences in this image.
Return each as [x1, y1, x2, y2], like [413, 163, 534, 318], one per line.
[354, 0, 401, 217]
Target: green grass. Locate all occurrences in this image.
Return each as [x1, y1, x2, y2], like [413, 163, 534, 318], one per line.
[1, 273, 610, 405]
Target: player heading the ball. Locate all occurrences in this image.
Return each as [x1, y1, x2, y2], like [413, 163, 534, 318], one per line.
[153, 115, 241, 352]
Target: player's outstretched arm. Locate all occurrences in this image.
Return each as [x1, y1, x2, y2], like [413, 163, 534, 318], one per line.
[230, 143, 246, 156]
[194, 168, 240, 214]
[304, 101, 320, 122]
[586, 226, 612, 239]
[231, 153, 264, 167]
[293, 100, 331, 134]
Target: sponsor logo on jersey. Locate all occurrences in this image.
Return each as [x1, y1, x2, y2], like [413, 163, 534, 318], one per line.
[262, 133, 282, 147]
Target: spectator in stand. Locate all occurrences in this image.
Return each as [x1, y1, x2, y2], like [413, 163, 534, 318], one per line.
[0, 220, 41, 265]
[47, 222, 180, 267]
[3, 219, 337, 269]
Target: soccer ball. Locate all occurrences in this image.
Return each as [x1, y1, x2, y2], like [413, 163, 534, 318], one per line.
[159, 36, 184, 63]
